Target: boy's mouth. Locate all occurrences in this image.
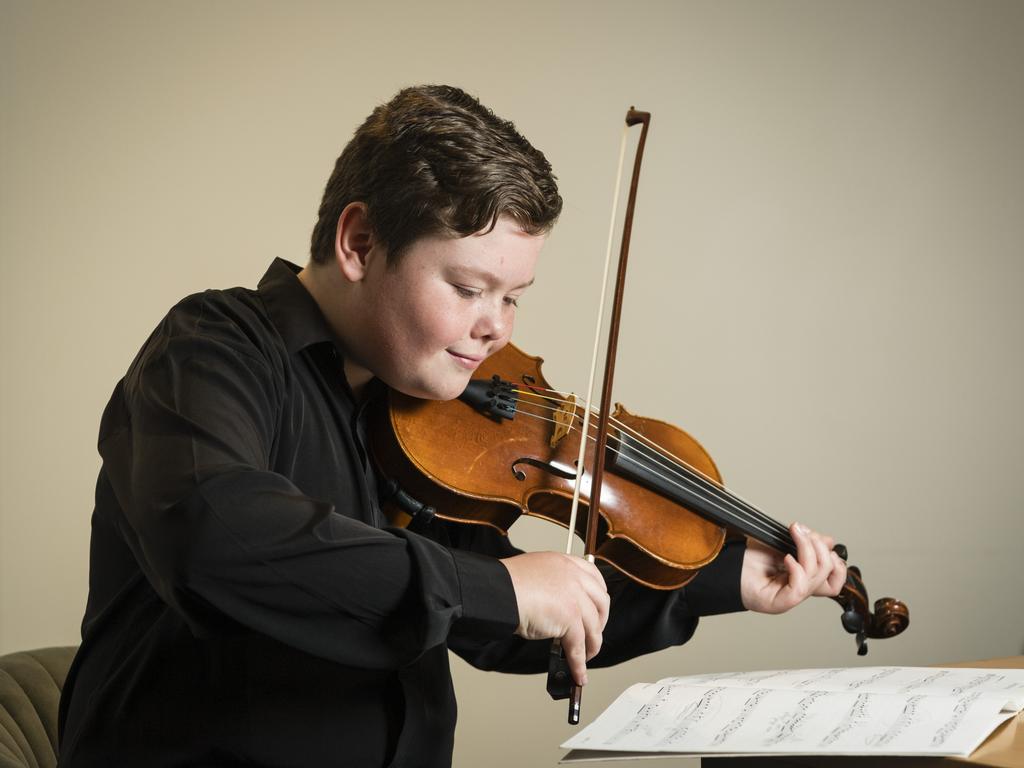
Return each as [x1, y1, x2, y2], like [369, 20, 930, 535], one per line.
[447, 350, 483, 369]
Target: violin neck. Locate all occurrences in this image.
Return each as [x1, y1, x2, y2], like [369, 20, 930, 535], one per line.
[607, 431, 912, 652]
[606, 431, 797, 556]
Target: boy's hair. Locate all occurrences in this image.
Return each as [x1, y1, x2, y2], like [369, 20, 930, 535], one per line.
[310, 85, 562, 266]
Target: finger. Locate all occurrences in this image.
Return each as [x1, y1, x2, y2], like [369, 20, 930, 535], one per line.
[776, 553, 807, 611]
[571, 557, 607, 592]
[809, 546, 844, 596]
[561, 622, 589, 686]
[791, 522, 817, 574]
[823, 552, 847, 595]
[580, 597, 604, 662]
[578, 571, 611, 631]
[822, 539, 837, 567]
[568, 558, 609, 627]
[808, 532, 833, 586]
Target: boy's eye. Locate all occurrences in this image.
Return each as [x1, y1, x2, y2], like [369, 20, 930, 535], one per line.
[453, 285, 480, 299]
[504, 296, 520, 307]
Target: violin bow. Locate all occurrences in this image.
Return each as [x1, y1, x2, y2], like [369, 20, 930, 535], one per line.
[545, 107, 910, 724]
[547, 108, 651, 725]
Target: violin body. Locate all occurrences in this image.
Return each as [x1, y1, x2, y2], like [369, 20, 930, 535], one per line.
[371, 343, 730, 589]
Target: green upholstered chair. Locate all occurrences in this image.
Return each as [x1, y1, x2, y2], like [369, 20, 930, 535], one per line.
[0, 647, 76, 768]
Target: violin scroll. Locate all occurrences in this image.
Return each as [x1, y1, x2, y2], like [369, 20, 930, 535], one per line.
[831, 549, 910, 655]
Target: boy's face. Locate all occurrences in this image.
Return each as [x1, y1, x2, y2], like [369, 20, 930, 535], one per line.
[349, 215, 543, 400]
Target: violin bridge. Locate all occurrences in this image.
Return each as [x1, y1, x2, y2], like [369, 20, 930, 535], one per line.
[551, 394, 577, 448]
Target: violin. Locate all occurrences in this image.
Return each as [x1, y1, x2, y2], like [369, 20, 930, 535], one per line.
[369, 107, 909, 724]
[371, 342, 910, 643]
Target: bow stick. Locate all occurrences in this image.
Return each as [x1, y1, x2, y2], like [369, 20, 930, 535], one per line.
[546, 108, 651, 725]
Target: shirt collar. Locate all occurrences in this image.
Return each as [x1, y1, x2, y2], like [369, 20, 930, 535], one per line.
[257, 258, 336, 354]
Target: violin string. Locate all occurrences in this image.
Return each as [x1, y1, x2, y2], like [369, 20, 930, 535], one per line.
[510, 387, 793, 544]
[514, 384, 791, 540]
[511, 390, 761, 522]
[511, 405, 793, 553]
[608, 427, 795, 552]
[509, 399, 793, 552]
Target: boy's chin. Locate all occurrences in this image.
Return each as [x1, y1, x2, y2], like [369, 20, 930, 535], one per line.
[396, 373, 473, 402]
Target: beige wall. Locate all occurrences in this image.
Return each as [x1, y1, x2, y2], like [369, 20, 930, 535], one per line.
[2, 1, 1022, 766]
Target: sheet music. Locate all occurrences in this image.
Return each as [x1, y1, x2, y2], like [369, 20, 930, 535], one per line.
[561, 667, 1024, 760]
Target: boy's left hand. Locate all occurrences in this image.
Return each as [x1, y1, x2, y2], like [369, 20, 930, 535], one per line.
[740, 522, 847, 614]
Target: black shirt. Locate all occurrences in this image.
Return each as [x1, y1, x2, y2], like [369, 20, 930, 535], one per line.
[57, 259, 746, 767]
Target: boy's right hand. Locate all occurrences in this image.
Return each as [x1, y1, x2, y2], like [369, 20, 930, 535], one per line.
[499, 551, 610, 686]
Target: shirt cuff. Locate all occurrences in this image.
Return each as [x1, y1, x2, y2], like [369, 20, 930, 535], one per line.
[682, 537, 747, 616]
[449, 549, 520, 640]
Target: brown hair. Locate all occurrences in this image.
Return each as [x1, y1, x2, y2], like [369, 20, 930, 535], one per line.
[310, 85, 562, 265]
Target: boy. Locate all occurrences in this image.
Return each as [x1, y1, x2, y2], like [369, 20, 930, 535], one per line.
[57, 85, 844, 767]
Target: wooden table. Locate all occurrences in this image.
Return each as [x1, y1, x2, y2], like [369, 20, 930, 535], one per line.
[703, 656, 1024, 768]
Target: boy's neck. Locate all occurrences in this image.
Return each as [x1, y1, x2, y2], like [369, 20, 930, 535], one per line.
[297, 263, 374, 401]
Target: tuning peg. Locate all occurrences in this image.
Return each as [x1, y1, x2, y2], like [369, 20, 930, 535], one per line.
[841, 609, 864, 634]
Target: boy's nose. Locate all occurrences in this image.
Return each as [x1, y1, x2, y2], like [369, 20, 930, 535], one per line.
[472, 302, 508, 341]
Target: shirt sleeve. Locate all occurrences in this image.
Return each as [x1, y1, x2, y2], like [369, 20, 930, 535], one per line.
[442, 522, 747, 674]
[99, 294, 517, 671]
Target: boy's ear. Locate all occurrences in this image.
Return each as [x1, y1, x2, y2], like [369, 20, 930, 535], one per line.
[334, 202, 376, 282]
